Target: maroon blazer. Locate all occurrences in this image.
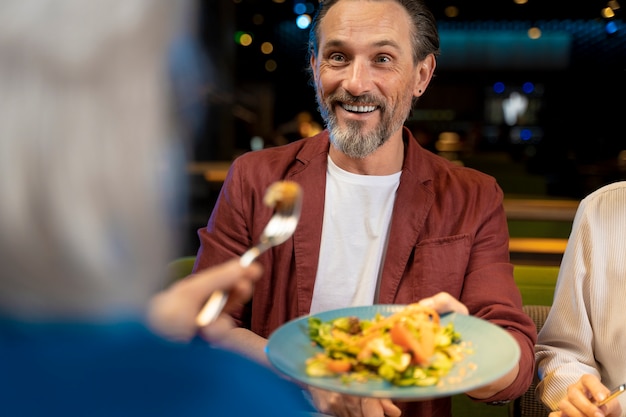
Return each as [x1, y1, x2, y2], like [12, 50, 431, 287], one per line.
[195, 127, 536, 415]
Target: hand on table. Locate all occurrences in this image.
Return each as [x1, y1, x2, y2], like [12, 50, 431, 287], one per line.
[147, 259, 262, 343]
[551, 374, 622, 417]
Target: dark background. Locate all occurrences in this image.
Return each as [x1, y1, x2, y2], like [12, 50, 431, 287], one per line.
[172, 0, 625, 255]
[180, 0, 626, 200]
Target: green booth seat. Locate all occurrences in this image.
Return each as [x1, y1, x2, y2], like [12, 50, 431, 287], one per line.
[166, 255, 197, 286]
[513, 264, 559, 306]
[452, 264, 558, 416]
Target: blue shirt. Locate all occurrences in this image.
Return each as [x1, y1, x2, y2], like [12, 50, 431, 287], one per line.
[0, 318, 314, 417]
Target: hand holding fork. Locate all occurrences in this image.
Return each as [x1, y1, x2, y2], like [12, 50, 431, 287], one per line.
[195, 181, 303, 327]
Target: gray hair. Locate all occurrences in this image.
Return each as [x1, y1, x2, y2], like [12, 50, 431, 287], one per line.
[0, 0, 186, 319]
[307, 0, 440, 74]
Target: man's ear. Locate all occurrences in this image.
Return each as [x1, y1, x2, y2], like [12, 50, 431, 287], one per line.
[413, 54, 436, 97]
[310, 52, 318, 81]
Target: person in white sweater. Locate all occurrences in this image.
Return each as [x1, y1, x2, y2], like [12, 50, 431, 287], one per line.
[535, 180, 626, 417]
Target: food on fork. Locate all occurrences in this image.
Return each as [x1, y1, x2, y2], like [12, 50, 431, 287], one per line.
[195, 180, 302, 327]
[263, 180, 302, 211]
[305, 304, 469, 387]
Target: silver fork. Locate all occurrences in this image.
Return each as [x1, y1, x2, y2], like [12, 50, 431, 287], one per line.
[195, 182, 303, 327]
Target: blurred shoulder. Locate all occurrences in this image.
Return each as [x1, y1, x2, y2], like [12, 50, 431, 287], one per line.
[581, 180, 626, 205]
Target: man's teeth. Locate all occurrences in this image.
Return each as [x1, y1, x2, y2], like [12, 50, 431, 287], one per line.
[341, 103, 376, 113]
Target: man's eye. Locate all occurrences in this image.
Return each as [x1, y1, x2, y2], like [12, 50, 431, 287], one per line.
[375, 56, 391, 63]
[329, 54, 345, 63]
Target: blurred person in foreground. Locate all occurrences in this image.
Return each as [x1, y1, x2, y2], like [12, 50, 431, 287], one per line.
[0, 1, 314, 416]
[193, 0, 537, 416]
[535, 181, 626, 417]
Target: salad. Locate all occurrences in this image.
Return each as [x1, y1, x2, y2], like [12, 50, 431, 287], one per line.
[305, 304, 468, 387]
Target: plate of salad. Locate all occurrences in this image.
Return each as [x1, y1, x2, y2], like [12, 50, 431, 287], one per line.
[265, 304, 520, 400]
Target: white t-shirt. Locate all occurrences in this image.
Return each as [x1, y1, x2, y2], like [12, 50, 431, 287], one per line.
[308, 156, 401, 315]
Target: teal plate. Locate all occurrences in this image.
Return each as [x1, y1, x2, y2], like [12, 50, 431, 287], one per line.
[266, 305, 520, 400]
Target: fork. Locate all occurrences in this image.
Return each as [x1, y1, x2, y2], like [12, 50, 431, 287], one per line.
[195, 181, 303, 327]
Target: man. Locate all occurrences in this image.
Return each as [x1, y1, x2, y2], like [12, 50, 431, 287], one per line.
[194, 0, 536, 416]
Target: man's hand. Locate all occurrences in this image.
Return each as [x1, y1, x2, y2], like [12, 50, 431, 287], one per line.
[419, 291, 520, 400]
[417, 291, 469, 315]
[308, 387, 401, 417]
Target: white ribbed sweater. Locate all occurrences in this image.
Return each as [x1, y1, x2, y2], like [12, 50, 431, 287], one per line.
[536, 181, 626, 414]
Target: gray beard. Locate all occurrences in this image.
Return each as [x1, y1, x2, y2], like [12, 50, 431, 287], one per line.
[324, 108, 409, 159]
[327, 115, 387, 159]
[317, 92, 411, 159]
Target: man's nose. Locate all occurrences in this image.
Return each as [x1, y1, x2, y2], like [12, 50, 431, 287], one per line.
[342, 58, 374, 97]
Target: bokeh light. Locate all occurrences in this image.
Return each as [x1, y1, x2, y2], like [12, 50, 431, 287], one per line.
[294, 3, 307, 15]
[602, 6, 616, 18]
[606, 21, 618, 34]
[444, 6, 459, 18]
[265, 59, 278, 72]
[235, 31, 253, 46]
[527, 27, 542, 39]
[520, 128, 532, 141]
[522, 82, 535, 94]
[252, 14, 264, 25]
[296, 14, 312, 29]
[261, 42, 274, 54]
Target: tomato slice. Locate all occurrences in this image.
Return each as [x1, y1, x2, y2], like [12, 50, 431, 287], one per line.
[390, 321, 431, 365]
[326, 358, 352, 373]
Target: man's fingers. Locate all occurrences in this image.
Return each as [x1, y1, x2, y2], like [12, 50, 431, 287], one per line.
[380, 398, 401, 417]
[419, 291, 468, 315]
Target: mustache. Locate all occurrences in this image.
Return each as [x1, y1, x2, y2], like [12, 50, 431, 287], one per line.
[328, 91, 383, 107]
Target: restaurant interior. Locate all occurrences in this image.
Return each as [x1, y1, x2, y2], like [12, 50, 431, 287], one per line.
[166, 2, 625, 415]
[178, 0, 626, 268]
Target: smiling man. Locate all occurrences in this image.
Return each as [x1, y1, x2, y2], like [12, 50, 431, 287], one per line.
[194, 1, 536, 416]
[311, 0, 434, 166]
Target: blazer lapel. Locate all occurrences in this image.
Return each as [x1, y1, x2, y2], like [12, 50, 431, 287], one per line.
[378, 134, 435, 304]
[289, 138, 330, 316]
